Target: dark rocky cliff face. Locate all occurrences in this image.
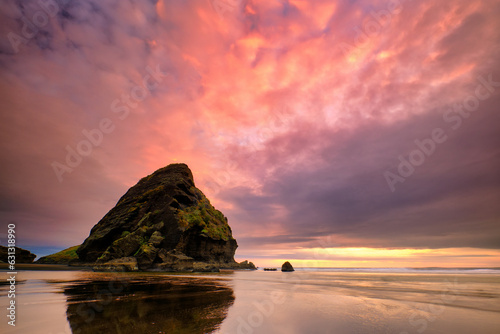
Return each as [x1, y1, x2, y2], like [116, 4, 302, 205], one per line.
[76, 163, 248, 271]
[0, 245, 36, 263]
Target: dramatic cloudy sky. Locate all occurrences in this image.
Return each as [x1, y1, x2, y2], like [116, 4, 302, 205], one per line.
[1, 0, 499, 267]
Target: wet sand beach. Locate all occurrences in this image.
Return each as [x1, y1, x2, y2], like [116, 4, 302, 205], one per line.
[1, 268, 499, 334]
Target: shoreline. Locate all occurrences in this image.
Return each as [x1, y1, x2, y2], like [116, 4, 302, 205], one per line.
[0, 263, 92, 271]
[0, 263, 257, 272]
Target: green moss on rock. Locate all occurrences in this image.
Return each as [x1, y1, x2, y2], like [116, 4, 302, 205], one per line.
[176, 191, 232, 241]
[36, 245, 79, 264]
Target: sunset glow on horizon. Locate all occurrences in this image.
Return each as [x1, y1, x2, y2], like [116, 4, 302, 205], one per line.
[1, 0, 499, 267]
[237, 247, 500, 268]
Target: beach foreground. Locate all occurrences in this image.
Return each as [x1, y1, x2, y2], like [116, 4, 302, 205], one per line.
[1, 268, 499, 334]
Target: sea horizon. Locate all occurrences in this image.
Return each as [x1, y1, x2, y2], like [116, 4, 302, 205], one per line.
[280, 266, 500, 272]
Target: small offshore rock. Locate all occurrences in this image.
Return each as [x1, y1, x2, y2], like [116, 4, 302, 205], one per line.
[237, 260, 257, 270]
[281, 261, 294, 272]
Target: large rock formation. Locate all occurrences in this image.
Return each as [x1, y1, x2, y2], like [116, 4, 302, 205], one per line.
[0, 245, 36, 263]
[77, 163, 254, 271]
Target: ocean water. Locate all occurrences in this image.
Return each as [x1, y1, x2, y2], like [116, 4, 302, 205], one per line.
[0, 268, 499, 334]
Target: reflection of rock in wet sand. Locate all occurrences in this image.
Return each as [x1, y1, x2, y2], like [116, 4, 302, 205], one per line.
[64, 276, 234, 334]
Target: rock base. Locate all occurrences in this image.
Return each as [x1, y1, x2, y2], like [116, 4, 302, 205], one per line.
[92, 250, 256, 272]
[93, 257, 139, 272]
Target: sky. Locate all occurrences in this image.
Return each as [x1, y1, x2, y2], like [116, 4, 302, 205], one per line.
[1, 0, 499, 267]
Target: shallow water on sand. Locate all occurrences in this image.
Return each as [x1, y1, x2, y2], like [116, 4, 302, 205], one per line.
[1, 269, 499, 334]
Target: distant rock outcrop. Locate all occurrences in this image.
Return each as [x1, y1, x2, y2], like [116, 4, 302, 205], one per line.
[281, 261, 294, 272]
[0, 245, 36, 263]
[234, 260, 257, 270]
[36, 245, 80, 264]
[76, 163, 254, 272]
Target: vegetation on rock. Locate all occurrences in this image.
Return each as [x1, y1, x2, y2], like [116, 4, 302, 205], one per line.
[177, 189, 232, 241]
[36, 245, 79, 264]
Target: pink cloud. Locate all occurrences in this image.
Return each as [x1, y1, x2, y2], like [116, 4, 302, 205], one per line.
[0, 0, 499, 264]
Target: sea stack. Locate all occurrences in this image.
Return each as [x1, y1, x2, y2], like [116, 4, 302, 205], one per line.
[77, 163, 254, 271]
[281, 261, 294, 272]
